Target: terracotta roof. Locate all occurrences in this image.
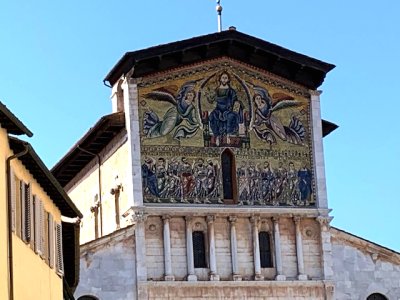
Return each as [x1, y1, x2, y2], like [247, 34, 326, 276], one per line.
[0, 101, 33, 137]
[104, 29, 335, 89]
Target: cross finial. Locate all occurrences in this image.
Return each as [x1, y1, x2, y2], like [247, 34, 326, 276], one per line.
[216, 0, 222, 32]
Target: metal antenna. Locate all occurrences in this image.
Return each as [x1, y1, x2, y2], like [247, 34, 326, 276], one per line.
[216, 0, 222, 32]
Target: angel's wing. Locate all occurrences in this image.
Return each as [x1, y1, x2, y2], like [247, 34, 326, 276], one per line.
[271, 100, 300, 112]
[144, 88, 177, 105]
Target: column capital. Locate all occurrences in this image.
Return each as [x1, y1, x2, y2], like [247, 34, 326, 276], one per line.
[309, 89, 323, 97]
[206, 215, 216, 224]
[293, 215, 302, 225]
[228, 216, 237, 224]
[132, 210, 147, 223]
[162, 215, 171, 221]
[272, 216, 280, 224]
[185, 216, 193, 226]
[250, 215, 260, 225]
[316, 216, 333, 231]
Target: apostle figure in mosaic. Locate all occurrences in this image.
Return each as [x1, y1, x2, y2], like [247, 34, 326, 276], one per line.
[208, 72, 244, 140]
[193, 158, 209, 203]
[141, 158, 160, 202]
[143, 81, 200, 140]
[260, 161, 274, 204]
[237, 162, 250, 205]
[156, 157, 168, 198]
[179, 157, 195, 203]
[298, 164, 312, 205]
[206, 159, 219, 201]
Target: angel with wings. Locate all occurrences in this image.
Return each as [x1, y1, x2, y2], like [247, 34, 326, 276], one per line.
[142, 81, 201, 140]
[252, 86, 305, 145]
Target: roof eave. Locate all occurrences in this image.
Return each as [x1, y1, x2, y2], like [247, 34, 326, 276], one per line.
[9, 137, 82, 218]
[0, 101, 33, 137]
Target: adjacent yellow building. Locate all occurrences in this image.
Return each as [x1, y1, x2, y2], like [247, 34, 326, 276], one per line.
[0, 101, 82, 300]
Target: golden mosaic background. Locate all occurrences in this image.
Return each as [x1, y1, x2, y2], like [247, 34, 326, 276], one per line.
[138, 58, 314, 206]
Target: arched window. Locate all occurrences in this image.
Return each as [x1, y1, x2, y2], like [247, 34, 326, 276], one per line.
[193, 231, 207, 268]
[259, 231, 273, 268]
[367, 293, 388, 300]
[77, 296, 99, 300]
[221, 149, 237, 203]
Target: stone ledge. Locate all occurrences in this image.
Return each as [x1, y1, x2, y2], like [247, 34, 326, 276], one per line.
[139, 279, 328, 288]
[143, 205, 327, 217]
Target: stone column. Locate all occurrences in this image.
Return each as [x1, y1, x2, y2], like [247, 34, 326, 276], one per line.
[273, 217, 286, 281]
[229, 216, 241, 281]
[317, 216, 334, 280]
[294, 216, 307, 280]
[162, 215, 174, 281]
[185, 216, 197, 281]
[251, 216, 264, 280]
[310, 90, 328, 209]
[207, 215, 220, 281]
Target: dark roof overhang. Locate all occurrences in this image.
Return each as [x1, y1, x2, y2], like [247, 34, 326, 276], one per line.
[104, 29, 335, 90]
[63, 221, 80, 292]
[322, 119, 338, 137]
[51, 112, 126, 188]
[0, 101, 33, 137]
[8, 137, 82, 218]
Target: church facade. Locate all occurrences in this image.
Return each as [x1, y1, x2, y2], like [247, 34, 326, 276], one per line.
[52, 29, 400, 300]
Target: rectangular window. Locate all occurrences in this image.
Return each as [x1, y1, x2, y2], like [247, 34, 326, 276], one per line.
[48, 214, 55, 268]
[55, 222, 64, 276]
[193, 231, 207, 268]
[21, 182, 32, 243]
[10, 170, 16, 232]
[259, 231, 273, 268]
[34, 197, 46, 258]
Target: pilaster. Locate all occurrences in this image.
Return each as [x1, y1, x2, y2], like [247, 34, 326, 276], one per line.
[317, 215, 334, 280]
[310, 90, 328, 209]
[133, 210, 148, 283]
[122, 75, 143, 207]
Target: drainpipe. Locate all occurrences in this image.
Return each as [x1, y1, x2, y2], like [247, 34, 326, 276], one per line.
[77, 146, 103, 237]
[6, 142, 29, 300]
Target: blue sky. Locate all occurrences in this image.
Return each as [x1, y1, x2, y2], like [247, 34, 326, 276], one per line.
[1, 1, 399, 251]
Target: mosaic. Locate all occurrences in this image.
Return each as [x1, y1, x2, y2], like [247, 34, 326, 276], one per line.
[138, 59, 314, 206]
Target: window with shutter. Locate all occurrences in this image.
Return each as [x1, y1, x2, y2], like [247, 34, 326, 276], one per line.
[15, 178, 22, 237]
[34, 197, 42, 255]
[44, 212, 49, 262]
[259, 231, 273, 268]
[29, 192, 35, 250]
[56, 223, 64, 276]
[40, 201, 45, 259]
[48, 214, 55, 268]
[10, 170, 16, 232]
[193, 231, 207, 268]
[21, 182, 32, 243]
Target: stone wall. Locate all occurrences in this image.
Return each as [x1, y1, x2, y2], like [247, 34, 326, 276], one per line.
[331, 227, 400, 300]
[74, 226, 136, 300]
[141, 281, 329, 300]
